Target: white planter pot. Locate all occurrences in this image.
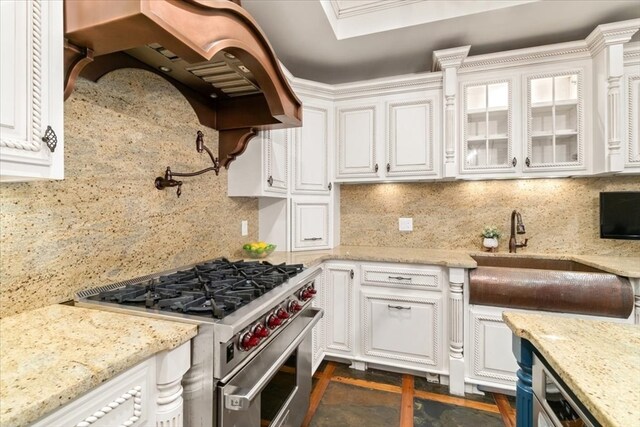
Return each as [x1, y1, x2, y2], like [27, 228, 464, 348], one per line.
[483, 237, 499, 250]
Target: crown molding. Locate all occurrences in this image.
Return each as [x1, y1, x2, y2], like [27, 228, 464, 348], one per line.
[432, 46, 471, 71]
[459, 40, 590, 74]
[586, 18, 640, 56]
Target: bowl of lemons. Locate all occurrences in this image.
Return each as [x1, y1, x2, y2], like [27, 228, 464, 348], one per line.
[242, 241, 276, 259]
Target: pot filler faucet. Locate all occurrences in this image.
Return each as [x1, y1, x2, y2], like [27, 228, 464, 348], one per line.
[509, 210, 528, 253]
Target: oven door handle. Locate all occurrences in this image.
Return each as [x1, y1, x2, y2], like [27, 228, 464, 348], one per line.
[224, 308, 323, 411]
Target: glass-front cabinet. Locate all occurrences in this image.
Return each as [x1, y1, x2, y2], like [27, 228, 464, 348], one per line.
[461, 80, 513, 174]
[526, 71, 583, 171]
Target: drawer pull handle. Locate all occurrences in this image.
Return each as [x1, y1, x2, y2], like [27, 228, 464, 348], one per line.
[303, 237, 322, 241]
[388, 275, 412, 281]
[388, 304, 411, 310]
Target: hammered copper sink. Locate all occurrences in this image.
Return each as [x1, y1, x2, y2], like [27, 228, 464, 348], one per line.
[469, 256, 634, 318]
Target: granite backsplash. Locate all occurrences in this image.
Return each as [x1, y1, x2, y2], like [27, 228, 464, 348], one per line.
[0, 70, 259, 318]
[340, 178, 640, 256]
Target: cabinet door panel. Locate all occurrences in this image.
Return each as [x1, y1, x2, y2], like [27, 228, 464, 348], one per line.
[337, 106, 378, 178]
[324, 265, 355, 355]
[460, 79, 515, 175]
[294, 106, 329, 193]
[525, 70, 584, 171]
[292, 200, 329, 250]
[387, 100, 434, 176]
[264, 129, 288, 193]
[468, 307, 518, 385]
[361, 292, 442, 368]
[0, 0, 64, 181]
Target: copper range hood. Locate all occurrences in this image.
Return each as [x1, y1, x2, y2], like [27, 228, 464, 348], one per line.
[64, 0, 302, 167]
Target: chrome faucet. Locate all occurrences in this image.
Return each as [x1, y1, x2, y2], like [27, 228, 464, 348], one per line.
[509, 210, 528, 253]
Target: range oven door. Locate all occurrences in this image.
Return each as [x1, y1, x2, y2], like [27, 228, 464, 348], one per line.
[218, 307, 323, 427]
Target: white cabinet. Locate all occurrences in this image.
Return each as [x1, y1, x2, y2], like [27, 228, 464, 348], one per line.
[228, 129, 289, 197]
[334, 90, 441, 182]
[524, 70, 586, 172]
[460, 79, 515, 175]
[361, 290, 444, 371]
[323, 263, 356, 357]
[33, 342, 191, 427]
[0, 0, 64, 182]
[625, 69, 640, 171]
[335, 102, 379, 180]
[385, 93, 440, 178]
[291, 198, 330, 251]
[465, 305, 519, 389]
[457, 62, 591, 179]
[292, 102, 332, 194]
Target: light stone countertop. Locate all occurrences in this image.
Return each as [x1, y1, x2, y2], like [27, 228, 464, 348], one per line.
[262, 245, 640, 278]
[503, 312, 640, 427]
[0, 304, 198, 427]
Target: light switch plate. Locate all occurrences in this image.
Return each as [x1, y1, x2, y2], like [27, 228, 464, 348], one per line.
[399, 217, 413, 232]
[241, 220, 248, 236]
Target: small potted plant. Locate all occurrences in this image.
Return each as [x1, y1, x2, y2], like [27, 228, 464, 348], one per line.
[481, 226, 501, 252]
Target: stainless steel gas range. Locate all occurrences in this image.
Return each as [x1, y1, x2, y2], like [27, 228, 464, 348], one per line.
[75, 258, 323, 427]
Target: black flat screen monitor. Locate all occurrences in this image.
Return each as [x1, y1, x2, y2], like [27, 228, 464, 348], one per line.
[600, 192, 640, 240]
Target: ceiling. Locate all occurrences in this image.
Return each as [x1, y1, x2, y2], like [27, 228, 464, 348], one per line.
[242, 0, 640, 84]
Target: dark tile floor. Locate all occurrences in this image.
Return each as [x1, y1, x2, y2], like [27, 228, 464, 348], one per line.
[306, 361, 515, 427]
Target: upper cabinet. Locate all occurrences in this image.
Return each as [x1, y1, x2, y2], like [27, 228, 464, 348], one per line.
[291, 100, 332, 195]
[460, 79, 514, 175]
[334, 87, 441, 182]
[386, 93, 440, 177]
[525, 70, 584, 171]
[0, 0, 64, 182]
[227, 129, 289, 197]
[336, 102, 379, 180]
[456, 60, 591, 179]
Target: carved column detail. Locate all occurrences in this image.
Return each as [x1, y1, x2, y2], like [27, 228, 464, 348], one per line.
[607, 75, 621, 155]
[449, 281, 464, 359]
[156, 341, 191, 427]
[432, 46, 470, 178]
[447, 267, 466, 396]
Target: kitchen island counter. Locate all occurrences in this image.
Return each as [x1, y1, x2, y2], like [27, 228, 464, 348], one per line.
[264, 245, 640, 278]
[0, 304, 197, 427]
[503, 312, 640, 427]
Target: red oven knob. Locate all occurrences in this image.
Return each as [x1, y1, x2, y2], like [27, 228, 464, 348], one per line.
[252, 323, 269, 338]
[277, 308, 290, 320]
[239, 332, 260, 351]
[307, 287, 317, 296]
[267, 313, 282, 329]
[299, 288, 312, 301]
[288, 301, 302, 313]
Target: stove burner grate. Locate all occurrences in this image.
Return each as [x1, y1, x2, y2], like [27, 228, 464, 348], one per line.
[90, 258, 304, 319]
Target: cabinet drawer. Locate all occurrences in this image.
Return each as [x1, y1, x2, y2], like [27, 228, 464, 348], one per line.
[361, 291, 443, 368]
[292, 200, 330, 250]
[360, 264, 442, 290]
[33, 359, 153, 427]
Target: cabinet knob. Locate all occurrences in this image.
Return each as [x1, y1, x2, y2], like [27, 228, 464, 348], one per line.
[512, 157, 517, 167]
[350, 269, 354, 279]
[42, 126, 57, 152]
[386, 163, 390, 173]
[374, 163, 379, 173]
[267, 175, 273, 186]
[328, 182, 332, 191]
[525, 157, 531, 167]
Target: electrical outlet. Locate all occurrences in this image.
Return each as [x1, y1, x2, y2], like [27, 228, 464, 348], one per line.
[399, 217, 413, 232]
[241, 220, 248, 236]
